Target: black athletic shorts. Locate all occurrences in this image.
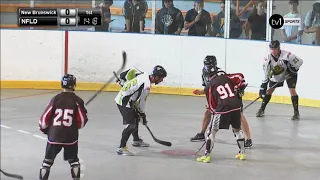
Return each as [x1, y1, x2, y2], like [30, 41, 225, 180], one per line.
[117, 104, 138, 125]
[269, 74, 297, 89]
[210, 110, 241, 130]
[45, 142, 78, 161]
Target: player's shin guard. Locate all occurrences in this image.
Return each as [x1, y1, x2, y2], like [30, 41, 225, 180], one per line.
[120, 124, 137, 148]
[205, 129, 217, 155]
[234, 129, 245, 154]
[39, 159, 53, 180]
[261, 94, 272, 110]
[69, 160, 81, 180]
[291, 95, 299, 112]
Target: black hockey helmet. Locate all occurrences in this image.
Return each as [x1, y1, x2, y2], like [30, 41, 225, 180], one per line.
[269, 40, 280, 49]
[61, 74, 76, 90]
[203, 55, 217, 66]
[203, 63, 219, 77]
[151, 65, 167, 78]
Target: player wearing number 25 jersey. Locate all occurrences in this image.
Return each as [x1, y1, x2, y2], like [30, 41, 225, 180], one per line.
[196, 63, 246, 163]
[38, 74, 88, 180]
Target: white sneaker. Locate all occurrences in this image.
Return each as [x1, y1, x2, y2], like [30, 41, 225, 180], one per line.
[132, 139, 150, 147]
[116, 147, 134, 156]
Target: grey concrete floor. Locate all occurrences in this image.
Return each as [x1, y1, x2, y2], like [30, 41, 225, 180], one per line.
[1, 89, 320, 180]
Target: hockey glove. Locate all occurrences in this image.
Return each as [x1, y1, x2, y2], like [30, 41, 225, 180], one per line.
[142, 116, 148, 125]
[259, 82, 268, 99]
[236, 83, 248, 98]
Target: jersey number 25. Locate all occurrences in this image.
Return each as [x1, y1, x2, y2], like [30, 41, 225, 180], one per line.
[53, 109, 73, 127]
[217, 83, 235, 99]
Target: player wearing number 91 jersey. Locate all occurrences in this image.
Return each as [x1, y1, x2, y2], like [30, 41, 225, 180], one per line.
[196, 63, 246, 163]
[38, 74, 88, 180]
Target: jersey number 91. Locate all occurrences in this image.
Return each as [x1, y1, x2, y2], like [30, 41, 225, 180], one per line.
[217, 83, 235, 100]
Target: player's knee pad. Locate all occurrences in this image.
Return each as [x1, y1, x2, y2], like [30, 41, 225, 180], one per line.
[39, 159, 53, 180]
[233, 129, 245, 140]
[69, 159, 81, 179]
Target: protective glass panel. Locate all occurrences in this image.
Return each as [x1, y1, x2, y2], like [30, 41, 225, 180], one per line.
[272, 0, 320, 45]
[225, 0, 248, 39]
[236, 0, 267, 41]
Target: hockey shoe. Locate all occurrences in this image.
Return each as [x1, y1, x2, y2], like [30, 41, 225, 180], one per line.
[190, 133, 205, 142]
[235, 153, 246, 160]
[291, 111, 300, 120]
[244, 139, 253, 149]
[132, 139, 150, 147]
[196, 155, 211, 163]
[256, 108, 265, 117]
[116, 147, 134, 156]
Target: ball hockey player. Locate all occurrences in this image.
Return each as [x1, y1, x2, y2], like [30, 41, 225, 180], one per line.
[114, 65, 167, 156]
[256, 40, 303, 120]
[196, 62, 246, 163]
[38, 74, 89, 180]
[116, 67, 150, 148]
[191, 56, 253, 148]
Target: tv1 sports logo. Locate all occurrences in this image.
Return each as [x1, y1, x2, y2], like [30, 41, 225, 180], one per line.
[269, 14, 301, 29]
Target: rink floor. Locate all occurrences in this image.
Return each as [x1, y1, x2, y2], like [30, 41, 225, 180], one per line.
[1, 89, 320, 180]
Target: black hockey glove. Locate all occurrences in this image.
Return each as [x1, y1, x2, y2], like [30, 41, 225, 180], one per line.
[236, 83, 248, 98]
[142, 116, 148, 125]
[259, 82, 268, 99]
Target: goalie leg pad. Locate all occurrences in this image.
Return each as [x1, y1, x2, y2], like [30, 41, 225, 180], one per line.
[69, 159, 81, 179]
[39, 159, 53, 180]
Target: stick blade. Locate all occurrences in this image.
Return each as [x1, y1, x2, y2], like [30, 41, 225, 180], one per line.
[156, 140, 172, 147]
[121, 51, 127, 69]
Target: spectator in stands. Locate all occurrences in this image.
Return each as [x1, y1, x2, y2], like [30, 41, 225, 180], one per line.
[124, 0, 148, 32]
[184, 0, 211, 36]
[211, 0, 242, 38]
[155, 0, 184, 35]
[244, 0, 266, 40]
[95, 0, 113, 32]
[123, 0, 147, 33]
[280, 0, 304, 44]
[304, 2, 320, 45]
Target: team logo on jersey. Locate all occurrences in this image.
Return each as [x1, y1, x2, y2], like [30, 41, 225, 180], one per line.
[162, 14, 173, 26]
[272, 65, 285, 75]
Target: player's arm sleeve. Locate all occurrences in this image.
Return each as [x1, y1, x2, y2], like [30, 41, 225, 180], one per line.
[262, 57, 271, 84]
[76, 99, 89, 129]
[206, 86, 217, 113]
[125, 68, 138, 81]
[119, 69, 130, 81]
[39, 98, 54, 132]
[228, 73, 246, 89]
[287, 53, 303, 73]
[135, 84, 147, 113]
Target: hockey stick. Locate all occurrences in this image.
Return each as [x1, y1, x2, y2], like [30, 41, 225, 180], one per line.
[145, 124, 172, 147]
[0, 169, 24, 179]
[242, 74, 291, 110]
[85, 51, 127, 106]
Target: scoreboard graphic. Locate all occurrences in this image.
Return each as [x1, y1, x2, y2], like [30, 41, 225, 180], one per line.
[18, 8, 102, 27]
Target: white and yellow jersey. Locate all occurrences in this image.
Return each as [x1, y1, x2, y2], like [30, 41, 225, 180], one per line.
[262, 49, 303, 83]
[114, 73, 151, 113]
